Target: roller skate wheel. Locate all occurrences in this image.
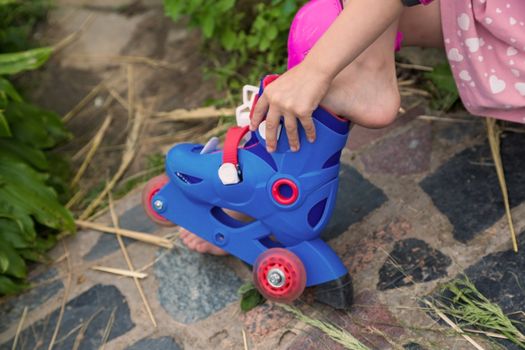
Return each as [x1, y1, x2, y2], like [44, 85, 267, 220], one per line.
[141, 174, 174, 226]
[253, 248, 306, 303]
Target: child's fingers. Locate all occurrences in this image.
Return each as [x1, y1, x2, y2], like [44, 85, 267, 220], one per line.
[250, 93, 269, 131]
[265, 106, 282, 153]
[284, 115, 299, 152]
[299, 115, 316, 143]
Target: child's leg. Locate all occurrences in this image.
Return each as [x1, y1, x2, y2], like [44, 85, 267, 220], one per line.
[320, 19, 401, 128]
[320, 0, 443, 128]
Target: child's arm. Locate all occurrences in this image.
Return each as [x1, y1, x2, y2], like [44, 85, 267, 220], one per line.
[251, 0, 404, 152]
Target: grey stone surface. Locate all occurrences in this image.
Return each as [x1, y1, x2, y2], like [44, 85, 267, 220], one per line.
[361, 124, 432, 175]
[378, 239, 451, 291]
[84, 204, 158, 260]
[155, 247, 243, 324]
[0, 268, 63, 333]
[126, 336, 182, 350]
[322, 164, 387, 241]
[420, 132, 525, 242]
[0, 284, 134, 350]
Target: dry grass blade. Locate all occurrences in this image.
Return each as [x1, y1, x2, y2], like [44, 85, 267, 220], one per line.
[48, 241, 72, 350]
[68, 54, 179, 70]
[53, 14, 95, 52]
[12, 306, 28, 350]
[486, 117, 518, 252]
[423, 300, 485, 350]
[396, 62, 434, 72]
[91, 266, 148, 279]
[108, 193, 157, 327]
[62, 82, 105, 123]
[71, 115, 113, 188]
[418, 115, 476, 123]
[78, 67, 145, 220]
[75, 220, 173, 249]
[71, 308, 103, 350]
[242, 328, 249, 350]
[279, 304, 370, 350]
[99, 307, 116, 350]
[153, 106, 235, 122]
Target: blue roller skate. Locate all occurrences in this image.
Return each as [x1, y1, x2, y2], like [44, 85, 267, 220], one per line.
[142, 75, 353, 308]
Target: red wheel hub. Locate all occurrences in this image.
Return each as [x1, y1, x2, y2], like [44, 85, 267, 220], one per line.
[141, 174, 174, 226]
[253, 248, 306, 303]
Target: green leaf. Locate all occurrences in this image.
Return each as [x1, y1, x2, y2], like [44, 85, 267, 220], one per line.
[0, 47, 53, 75]
[0, 157, 75, 232]
[4, 101, 72, 149]
[0, 111, 10, 137]
[0, 138, 48, 170]
[0, 275, 27, 295]
[0, 77, 22, 102]
[0, 240, 27, 278]
[240, 288, 264, 312]
[201, 13, 215, 38]
[425, 63, 458, 95]
[0, 252, 8, 273]
[220, 29, 237, 51]
[164, 0, 183, 21]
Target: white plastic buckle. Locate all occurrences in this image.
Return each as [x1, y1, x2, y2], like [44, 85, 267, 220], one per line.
[235, 85, 259, 127]
[218, 163, 241, 185]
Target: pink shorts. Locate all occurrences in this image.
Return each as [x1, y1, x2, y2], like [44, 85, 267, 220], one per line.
[441, 0, 525, 123]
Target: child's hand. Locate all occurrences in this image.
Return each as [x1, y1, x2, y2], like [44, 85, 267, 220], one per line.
[250, 64, 331, 153]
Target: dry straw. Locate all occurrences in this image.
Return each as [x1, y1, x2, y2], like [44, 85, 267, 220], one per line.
[75, 220, 173, 249]
[108, 193, 157, 327]
[486, 117, 518, 252]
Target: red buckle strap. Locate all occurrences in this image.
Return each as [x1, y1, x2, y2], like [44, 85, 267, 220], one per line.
[219, 126, 250, 185]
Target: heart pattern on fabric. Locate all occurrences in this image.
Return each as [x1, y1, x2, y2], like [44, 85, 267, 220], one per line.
[448, 48, 464, 62]
[457, 13, 470, 31]
[459, 70, 472, 81]
[465, 38, 480, 52]
[507, 46, 518, 56]
[489, 75, 506, 94]
[515, 82, 525, 96]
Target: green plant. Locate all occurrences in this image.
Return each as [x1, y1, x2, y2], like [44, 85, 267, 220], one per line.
[432, 277, 525, 349]
[164, 0, 306, 97]
[0, 0, 74, 295]
[238, 282, 265, 312]
[424, 63, 459, 112]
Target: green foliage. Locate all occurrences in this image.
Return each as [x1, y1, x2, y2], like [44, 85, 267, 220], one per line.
[435, 277, 525, 348]
[164, 0, 306, 95]
[0, 0, 51, 53]
[238, 282, 265, 312]
[425, 63, 460, 112]
[0, 0, 74, 295]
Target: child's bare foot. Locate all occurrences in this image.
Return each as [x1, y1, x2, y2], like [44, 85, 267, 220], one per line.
[180, 229, 229, 255]
[321, 23, 401, 128]
[179, 210, 252, 256]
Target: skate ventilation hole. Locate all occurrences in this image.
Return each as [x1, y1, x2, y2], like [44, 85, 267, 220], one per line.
[175, 172, 202, 184]
[210, 207, 254, 228]
[322, 150, 342, 168]
[307, 198, 327, 227]
[271, 179, 299, 205]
